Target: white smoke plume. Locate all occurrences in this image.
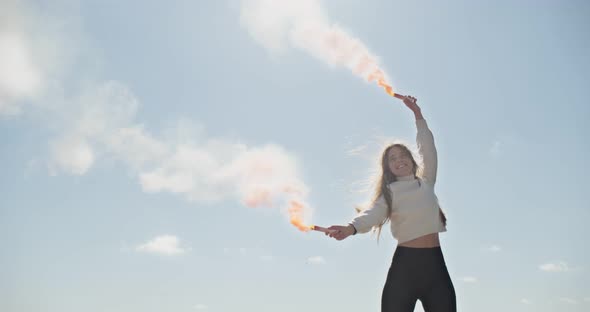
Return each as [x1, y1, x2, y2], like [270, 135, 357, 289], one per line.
[240, 0, 392, 83]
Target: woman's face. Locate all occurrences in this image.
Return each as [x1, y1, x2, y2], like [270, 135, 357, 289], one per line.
[387, 146, 414, 178]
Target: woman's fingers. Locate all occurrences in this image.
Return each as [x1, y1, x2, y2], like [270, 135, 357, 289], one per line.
[325, 225, 351, 240]
[402, 96, 420, 113]
[335, 232, 349, 241]
[326, 225, 341, 238]
[404, 96, 417, 104]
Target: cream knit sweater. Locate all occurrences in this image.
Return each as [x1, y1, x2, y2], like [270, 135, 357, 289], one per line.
[349, 119, 447, 243]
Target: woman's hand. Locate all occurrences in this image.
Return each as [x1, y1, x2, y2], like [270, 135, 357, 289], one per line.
[402, 95, 424, 120]
[325, 224, 355, 241]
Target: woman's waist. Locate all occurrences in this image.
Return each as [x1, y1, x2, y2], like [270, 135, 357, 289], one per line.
[397, 233, 441, 248]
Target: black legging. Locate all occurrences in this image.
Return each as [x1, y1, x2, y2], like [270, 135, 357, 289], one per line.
[382, 246, 456, 312]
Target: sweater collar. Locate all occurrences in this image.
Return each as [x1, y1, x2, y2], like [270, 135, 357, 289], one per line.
[396, 175, 417, 181]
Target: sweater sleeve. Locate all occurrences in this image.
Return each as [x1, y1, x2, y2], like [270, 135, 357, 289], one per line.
[349, 195, 389, 234]
[416, 119, 438, 184]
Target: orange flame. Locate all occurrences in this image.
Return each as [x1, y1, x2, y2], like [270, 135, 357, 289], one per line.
[367, 69, 397, 97]
[288, 200, 311, 232]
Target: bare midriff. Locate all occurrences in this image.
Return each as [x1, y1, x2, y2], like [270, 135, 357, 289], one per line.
[397, 233, 440, 248]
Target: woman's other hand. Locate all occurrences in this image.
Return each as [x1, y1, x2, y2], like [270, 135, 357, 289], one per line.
[326, 224, 355, 241]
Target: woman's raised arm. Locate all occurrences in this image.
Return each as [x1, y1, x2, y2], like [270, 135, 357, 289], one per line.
[402, 96, 438, 184]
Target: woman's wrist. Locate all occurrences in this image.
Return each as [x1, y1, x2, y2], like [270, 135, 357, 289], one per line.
[348, 223, 357, 235]
[413, 110, 424, 120]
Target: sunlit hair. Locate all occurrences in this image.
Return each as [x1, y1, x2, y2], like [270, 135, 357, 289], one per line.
[359, 143, 447, 240]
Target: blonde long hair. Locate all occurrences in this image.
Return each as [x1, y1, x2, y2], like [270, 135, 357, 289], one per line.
[361, 143, 447, 239]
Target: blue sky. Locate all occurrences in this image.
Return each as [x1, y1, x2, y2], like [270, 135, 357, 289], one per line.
[1, 0, 589, 311]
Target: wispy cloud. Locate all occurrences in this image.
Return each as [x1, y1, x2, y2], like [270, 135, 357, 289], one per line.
[3, 0, 313, 229]
[223, 247, 248, 255]
[461, 276, 478, 283]
[0, 0, 81, 115]
[346, 144, 368, 156]
[48, 135, 95, 175]
[259, 255, 274, 262]
[539, 261, 570, 272]
[306, 256, 326, 265]
[0, 32, 41, 114]
[490, 140, 502, 157]
[481, 244, 501, 253]
[136, 235, 189, 256]
[520, 298, 532, 305]
[0, 1, 42, 114]
[44, 80, 146, 176]
[558, 297, 577, 305]
[223, 247, 274, 262]
[43, 85, 312, 222]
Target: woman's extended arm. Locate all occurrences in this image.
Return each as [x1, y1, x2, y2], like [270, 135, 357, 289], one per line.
[326, 195, 389, 241]
[403, 96, 438, 184]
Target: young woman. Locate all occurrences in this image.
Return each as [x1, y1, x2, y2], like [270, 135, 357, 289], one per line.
[326, 96, 456, 312]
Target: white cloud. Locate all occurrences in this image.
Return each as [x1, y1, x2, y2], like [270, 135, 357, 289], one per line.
[584, 297, 590, 302]
[482, 244, 501, 252]
[0, 32, 41, 114]
[461, 276, 478, 283]
[221, 247, 248, 256]
[136, 235, 188, 256]
[520, 298, 531, 305]
[306, 256, 326, 265]
[49, 136, 94, 175]
[0, 0, 78, 115]
[490, 140, 501, 157]
[1, 2, 144, 175]
[223, 247, 274, 262]
[0, 1, 42, 114]
[48, 81, 139, 175]
[558, 297, 577, 305]
[107, 126, 168, 170]
[44, 80, 312, 221]
[194, 304, 208, 310]
[3, 0, 314, 231]
[539, 261, 570, 272]
[259, 255, 274, 262]
[71, 81, 139, 139]
[138, 142, 241, 201]
[489, 245, 501, 252]
[346, 144, 368, 156]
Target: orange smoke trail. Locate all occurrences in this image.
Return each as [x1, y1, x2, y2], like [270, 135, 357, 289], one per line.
[367, 69, 396, 97]
[288, 200, 311, 232]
